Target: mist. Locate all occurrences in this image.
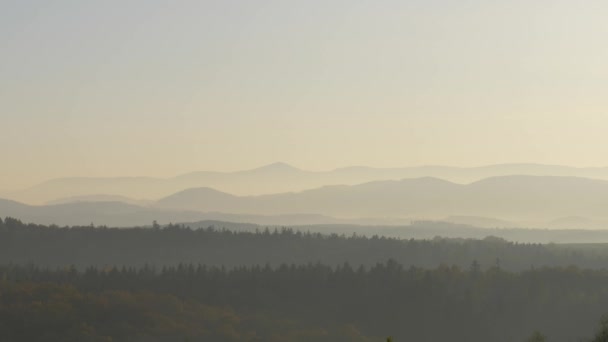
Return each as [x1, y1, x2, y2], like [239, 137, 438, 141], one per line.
[3, 1, 608, 341]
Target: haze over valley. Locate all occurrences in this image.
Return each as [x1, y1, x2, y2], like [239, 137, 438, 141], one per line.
[3, 1, 608, 341]
[3, 164, 608, 232]
[8, 162, 608, 205]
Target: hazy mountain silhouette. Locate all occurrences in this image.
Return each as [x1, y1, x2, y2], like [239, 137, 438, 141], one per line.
[155, 175, 608, 223]
[546, 216, 608, 230]
[443, 216, 517, 228]
[0, 199, 210, 227]
[46, 194, 151, 206]
[4, 175, 608, 229]
[0, 198, 407, 227]
[9, 163, 608, 204]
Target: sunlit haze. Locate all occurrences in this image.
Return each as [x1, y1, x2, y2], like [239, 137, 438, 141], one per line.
[2, 0, 608, 190]
[5, 3, 608, 340]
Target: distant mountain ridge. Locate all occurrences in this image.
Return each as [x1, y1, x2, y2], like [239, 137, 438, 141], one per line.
[7, 162, 608, 206]
[154, 175, 608, 223]
[0, 198, 412, 227]
[46, 194, 151, 206]
[3, 175, 608, 229]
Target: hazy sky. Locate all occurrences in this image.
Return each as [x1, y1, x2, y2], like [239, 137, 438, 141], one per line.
[2, 0, 608, 189]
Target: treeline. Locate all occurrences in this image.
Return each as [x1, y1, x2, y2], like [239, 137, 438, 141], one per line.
[4, 217, 608, 341]
[0, 217, 606, 271]
[2, 262, 608, 342]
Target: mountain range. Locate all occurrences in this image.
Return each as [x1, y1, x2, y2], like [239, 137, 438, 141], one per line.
[7, 163, 608, 205]
[2, 174, 608, 229]
[154, 175, 608, 223]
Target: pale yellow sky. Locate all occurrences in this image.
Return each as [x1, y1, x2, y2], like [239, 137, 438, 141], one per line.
[1, 0, 608, 190]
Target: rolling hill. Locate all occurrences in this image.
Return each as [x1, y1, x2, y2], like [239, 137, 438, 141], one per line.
[8, 163, 608, 204]
[3, 175, 608, 229]
[155, 175, 608, 223]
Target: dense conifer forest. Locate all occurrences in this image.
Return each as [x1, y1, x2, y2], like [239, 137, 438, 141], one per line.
[2, 217, 608, 341]
[2, 217, 608, 271]
[2, 261, 608, 341]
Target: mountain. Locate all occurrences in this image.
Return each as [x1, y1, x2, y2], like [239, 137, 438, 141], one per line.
[155, 175, 608, 224]
[3, 175, 608, 229]
[6, 173, 608, 229]
[0, 198, 407, 227]
[0, 199, 210, 227]
[546, 216, 608, 230]
[46, 194, 150, 206]
[443, 216, 517, 228]
[9, 163, 608, 205]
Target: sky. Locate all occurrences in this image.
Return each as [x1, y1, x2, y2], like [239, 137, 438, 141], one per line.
[1, 0, 608, 190]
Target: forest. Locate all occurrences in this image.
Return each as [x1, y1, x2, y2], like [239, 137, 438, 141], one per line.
[2, 217, 608, 341]
[2, 261, 608, 341]
[2, 217, 608, 271]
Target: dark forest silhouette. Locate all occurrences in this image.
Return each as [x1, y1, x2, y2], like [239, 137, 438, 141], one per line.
[2, 218, 608, 341]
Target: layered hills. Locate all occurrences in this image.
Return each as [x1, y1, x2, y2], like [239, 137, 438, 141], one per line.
[2, 175, 608, 229]
[8, 163, 608, 205]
